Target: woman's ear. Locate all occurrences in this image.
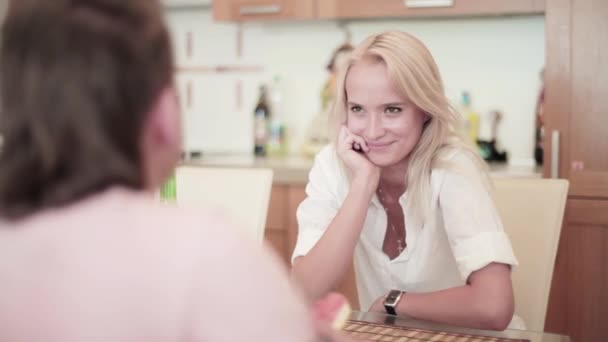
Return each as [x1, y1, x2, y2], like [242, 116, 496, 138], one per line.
[146, 86, 182, 148]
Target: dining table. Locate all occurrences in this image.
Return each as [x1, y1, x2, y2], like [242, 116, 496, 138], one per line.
[344, 311, 570, 342]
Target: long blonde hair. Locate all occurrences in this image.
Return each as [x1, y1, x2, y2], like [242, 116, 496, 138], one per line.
[331, 31, 489, 222]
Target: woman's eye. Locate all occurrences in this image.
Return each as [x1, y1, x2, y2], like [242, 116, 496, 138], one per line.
[386, 107, 402, 114]
[350, 106, 363, 113]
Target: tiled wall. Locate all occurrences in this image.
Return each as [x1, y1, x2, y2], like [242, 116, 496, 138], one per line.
[165, 8, 545, 165]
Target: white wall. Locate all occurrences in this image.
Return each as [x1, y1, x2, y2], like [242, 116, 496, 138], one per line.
[165, 9, 545, 165]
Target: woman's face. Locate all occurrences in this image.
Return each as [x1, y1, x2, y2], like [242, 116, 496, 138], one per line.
[345, 59, 428, 168]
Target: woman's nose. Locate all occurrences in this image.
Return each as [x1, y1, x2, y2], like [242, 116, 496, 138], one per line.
[366, 114, 385, 140]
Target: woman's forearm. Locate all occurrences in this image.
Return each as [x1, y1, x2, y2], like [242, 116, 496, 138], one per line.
[291, 179, 375, 301]
[394, 264, 514, 330]
[395, 285, 513, 330]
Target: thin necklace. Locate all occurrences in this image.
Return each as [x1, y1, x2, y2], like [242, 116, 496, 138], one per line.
[377, 186, 406, 254]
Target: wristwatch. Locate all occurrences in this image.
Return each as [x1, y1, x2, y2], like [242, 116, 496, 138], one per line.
[383, 290, 404, 316]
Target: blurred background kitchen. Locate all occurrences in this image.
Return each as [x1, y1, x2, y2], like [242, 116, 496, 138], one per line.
[1, 1, 606, 341]
[164, 0, 545, 176]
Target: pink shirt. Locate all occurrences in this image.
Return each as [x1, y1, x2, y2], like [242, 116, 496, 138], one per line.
[0, 187, 314, 342]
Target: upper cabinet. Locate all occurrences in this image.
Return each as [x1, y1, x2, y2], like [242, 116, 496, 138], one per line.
[317, 0, 545, 20]
[162, 0, 213, 7]
[213, 0, 315, 21]
[213, 0, 545, 22]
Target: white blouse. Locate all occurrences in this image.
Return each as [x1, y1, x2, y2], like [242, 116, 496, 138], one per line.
[292, 145, 519, 324]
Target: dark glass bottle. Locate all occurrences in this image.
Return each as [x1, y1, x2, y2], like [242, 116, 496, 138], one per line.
[253, 86, 270, 156]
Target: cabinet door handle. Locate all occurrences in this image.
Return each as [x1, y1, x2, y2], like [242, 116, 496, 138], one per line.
[551, 130, 560, 178]
[405, 0, 454, 8]
[239, 4, 282, 15]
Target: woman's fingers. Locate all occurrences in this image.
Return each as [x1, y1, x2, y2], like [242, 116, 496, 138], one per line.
[339, 126, 368, 153]
[350, 134, 369, 153]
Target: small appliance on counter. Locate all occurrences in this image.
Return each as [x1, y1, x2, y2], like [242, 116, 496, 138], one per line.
[180, 150, 203, 161]
[477, 110, 508, 163]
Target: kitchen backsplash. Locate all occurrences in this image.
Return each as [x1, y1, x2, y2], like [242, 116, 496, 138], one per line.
[165, 9, 544, 165]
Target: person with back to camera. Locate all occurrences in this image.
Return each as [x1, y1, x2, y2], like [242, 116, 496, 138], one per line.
[0, 0, 357, 341]
[291, 30, 523, 331]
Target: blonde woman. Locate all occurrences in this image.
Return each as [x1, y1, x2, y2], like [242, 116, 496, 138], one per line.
[291, 31, 522, 331]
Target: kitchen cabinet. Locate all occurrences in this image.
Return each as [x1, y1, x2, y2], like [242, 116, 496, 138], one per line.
[317, 0, 545, 20]
[214, 0, 544, 22]
[263, 184, 294, 265]
[543, 0, 608, 341]
[213, 0, 315, 21]
[545, 201, 608, 342]
[263, 183, 360, 309]
[263, 184, 306, 266]
[162, 0, 213, 8]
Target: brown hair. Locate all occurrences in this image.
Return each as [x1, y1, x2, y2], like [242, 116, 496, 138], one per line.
[0, 0, 173, 220]
[326, 43, 353, 72]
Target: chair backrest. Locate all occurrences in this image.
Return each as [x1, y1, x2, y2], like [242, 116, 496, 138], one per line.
[492, 178, 569, 331]
[174, 166, 273, 243]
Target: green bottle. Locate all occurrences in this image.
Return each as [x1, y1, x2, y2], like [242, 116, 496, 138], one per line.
[160, 173, 176, 202]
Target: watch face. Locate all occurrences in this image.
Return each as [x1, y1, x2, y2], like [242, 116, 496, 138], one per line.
[386, 290, 402, 304]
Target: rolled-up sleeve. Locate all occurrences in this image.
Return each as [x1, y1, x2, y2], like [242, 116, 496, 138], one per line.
[439, 168, 518, 282]
[291, 147, 341, 264]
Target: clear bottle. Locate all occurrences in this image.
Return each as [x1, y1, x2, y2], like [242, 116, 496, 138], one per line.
[253, 85, 270, 156]
[461, 91, 480, 144]
[269, 75, 284, 118]
[267, 119, 286, 157]
[268, 75, 287, 157]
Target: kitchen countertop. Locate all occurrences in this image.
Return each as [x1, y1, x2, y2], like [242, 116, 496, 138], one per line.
[181, 154, 313, 184]
[180, 154, 542, 184]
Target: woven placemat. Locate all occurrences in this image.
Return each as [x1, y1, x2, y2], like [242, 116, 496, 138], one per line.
[343, 320, 530, 342]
